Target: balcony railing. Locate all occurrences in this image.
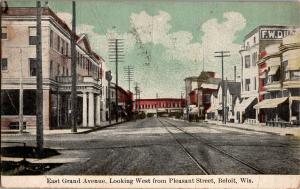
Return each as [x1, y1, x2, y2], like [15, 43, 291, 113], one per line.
[56, 76, 83, 83]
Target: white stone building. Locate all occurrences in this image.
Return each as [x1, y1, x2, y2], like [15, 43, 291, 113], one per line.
[1, 7, 106, 130]
[236, 25, 295, 124]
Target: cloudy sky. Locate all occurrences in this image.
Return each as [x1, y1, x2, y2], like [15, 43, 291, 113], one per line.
[10, 0, 300, 98]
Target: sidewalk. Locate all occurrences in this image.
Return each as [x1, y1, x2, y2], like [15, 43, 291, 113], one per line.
[1, 119, 124, 136]
[206, 120, 300, 137]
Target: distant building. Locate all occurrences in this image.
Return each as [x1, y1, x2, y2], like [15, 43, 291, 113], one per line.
[1, 7, 105, 130]
[207, 81, 241, 122]
[236, 25, 296, 124]
[134, 98, 185, 116]
[184, 71, 220, 120]
[107, 83, 133, 120]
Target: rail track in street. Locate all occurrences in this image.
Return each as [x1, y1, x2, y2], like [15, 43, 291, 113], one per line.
[158, 118, 265, 174]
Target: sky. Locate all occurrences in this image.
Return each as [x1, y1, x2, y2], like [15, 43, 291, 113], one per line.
[9, 0, 300, 98]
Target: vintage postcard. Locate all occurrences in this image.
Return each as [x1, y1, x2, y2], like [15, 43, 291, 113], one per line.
[0, 0, 300, 188]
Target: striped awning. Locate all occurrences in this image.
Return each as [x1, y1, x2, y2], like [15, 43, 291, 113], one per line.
[268, 66, 280, 76]
[254, 97, 288, 109]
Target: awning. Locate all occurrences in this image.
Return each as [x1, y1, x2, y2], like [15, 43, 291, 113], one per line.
[254, 97, 288, 109]
[286, 58, 300, 71]
[259, 72, 267, 78]
[235, 96, 256, 112]
[268, 66, 280, 76]
[200, 83, 218, 90]
[290, 96, 300, 102]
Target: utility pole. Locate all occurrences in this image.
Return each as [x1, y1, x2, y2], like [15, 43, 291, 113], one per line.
[134, 82, 139, 113]
[108, 38, 124, 123]
[214, 51, 230, 125]
[156, 93, 158, 117]
[234, 65, 236, 82]
[36, 1, 44, 155]
[19, 49, 23, 133]
[70, 1, 77, 133]
[124, 65, 134, 91]
[105, 71, 112, 125]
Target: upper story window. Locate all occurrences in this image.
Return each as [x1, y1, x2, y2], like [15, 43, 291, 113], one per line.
[1, 27, 7, 39]
[253, 36, 256, 44]
[29, 58, 37, 76]
[50, 30, 53, 48]
[252, 52, 257, 66]
[254, 77, 256, 90]
[50, 60, 53, 78]
[245, 78, 250, 91]
[245, 55, 250, 68]
[57, 35, 60, 51]
[29, 27, 37, 45]
[1, 58, 8, 70]
[290, 70, 300, 80]
[60, 40, 65, 54]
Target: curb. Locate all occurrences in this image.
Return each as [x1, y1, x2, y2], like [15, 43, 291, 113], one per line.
[74, 121, 126, 134]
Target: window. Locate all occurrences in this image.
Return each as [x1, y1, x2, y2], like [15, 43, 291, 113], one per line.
[245, 79, 250, 91]
[60, 40, 64, 54]
[252, 52, 257, 66]
[57, 64, 60, 76]
[245, 55, 250, 68]
[50, 60, 53, 78]
[66, 68, 69, 76]
[29, 58, 37, 76]
[253, 36, 256, 44]
[283, 60, 289, 80]
[1, 26, 7, 39]
[290, 70, 300, 80]
[1, 58, 8, 70]
[50, 30, 54, 48]
[23, 90, 36, 115]
[254, 77, 256, 90]
[1, 90, 19, 115]
[66, 43, 69, 56]
[57, 36, 60, 51]
[63, 66, 65, 76]
[29, 27, 37, 45]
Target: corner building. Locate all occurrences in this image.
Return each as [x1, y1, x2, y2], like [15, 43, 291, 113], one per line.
[1, 8, 105, 130]
[235, 25, 296, 124]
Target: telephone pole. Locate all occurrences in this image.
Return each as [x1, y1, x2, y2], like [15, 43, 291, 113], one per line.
[134, 82, 139, 113]
[214, 51, 230, 124]
[108, 38, 124, 123]
[36, 1, 44, 155]
[71, 1, 77, 132]
[124, 65, 134, 91]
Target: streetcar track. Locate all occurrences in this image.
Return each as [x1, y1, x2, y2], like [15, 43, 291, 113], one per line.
[159, 118, 265, 174]
[157, 118, 210, 175]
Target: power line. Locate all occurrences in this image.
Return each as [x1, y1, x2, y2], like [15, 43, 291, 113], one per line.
[123, 65, 134, 92]
[108, 38, 124, 123]
[214, 51, 230, 125]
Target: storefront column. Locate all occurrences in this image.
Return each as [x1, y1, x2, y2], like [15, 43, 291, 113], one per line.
[96, 95, 101, 126]
[82, 92, 87, 127]
[88, 92, 95, 127]
[256, 109, 259, 124]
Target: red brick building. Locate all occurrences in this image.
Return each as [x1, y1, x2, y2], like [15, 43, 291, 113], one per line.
[134, 98, 185, 113]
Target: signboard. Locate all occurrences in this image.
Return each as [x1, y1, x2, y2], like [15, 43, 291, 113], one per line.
[260, 29, 293, 40]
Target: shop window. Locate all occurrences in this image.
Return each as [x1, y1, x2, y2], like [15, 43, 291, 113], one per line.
[245, 55, 250, 68]
[1, 26, 7, 39]
[1, 58, 8, 70]
[23, 90, 36, 115]
[29, 58, 37, 76]
[29, 27, 37, 45]
[1, 90, 19, 115]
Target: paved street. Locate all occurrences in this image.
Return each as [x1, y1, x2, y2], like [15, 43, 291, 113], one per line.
[2, 118, 300, 175]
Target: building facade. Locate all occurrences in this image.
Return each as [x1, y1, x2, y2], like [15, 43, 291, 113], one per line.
[1, 7, 105, 130]
[254, 32, 300, 124]
[207, 81, 241, 122]
[134, 98, 185, 115]
[236, 25, 295, 124]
